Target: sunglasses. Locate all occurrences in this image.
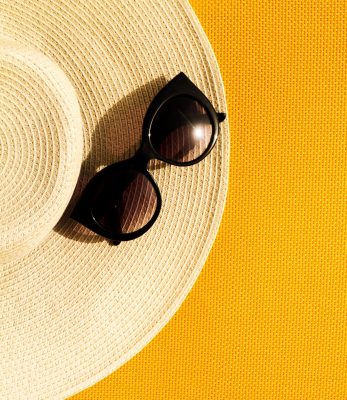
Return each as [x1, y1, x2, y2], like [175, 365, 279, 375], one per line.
[71, 72, 226, 245]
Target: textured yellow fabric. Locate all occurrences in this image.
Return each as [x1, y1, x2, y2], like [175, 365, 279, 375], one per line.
[71, 1, 346, 399]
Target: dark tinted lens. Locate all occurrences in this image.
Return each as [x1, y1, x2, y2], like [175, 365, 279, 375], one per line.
[150, 96, 213, 163]
[91, 169, 157, 234]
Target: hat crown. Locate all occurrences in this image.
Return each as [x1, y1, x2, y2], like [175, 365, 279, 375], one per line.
[0, 40, 83, 264]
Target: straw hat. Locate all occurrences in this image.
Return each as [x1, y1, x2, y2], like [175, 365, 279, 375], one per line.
[0, 0, 229, 398]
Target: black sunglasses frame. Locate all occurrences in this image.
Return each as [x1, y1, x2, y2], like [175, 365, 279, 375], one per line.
[71, 72, 226, 244]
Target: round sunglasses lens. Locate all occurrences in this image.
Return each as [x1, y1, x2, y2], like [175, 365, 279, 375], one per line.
[91, 169, 158, 235]
[150, 96, 213, 163]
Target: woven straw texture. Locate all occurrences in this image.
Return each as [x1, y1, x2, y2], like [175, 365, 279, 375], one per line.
[0, 39, 83, 264]
[0, 0, 229, 399]
[71, 0, 347, 399]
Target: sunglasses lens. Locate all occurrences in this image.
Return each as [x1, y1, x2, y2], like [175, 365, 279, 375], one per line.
[150, 95, 213, 163]
[91, 169, 157, 235]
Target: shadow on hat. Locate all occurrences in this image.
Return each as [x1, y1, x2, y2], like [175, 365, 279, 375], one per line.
[54, 76, 167, 244]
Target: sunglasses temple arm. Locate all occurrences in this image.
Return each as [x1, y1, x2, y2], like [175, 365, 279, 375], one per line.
[217, 112, 226, 123]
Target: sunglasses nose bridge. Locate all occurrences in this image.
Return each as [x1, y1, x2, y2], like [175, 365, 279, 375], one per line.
[134, 140, 155, 168]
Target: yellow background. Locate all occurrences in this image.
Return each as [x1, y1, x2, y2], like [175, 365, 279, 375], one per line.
[72, 1, 346, 398]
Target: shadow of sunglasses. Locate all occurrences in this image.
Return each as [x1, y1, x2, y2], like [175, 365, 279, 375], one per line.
[71, 72, 226, 244]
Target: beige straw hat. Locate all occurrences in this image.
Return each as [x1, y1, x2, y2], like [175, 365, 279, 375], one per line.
[0, 0, 229, 398]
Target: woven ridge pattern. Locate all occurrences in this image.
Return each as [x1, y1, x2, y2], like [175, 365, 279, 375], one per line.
[0, 0, 229, 399]
[0, 40, 83, 263]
